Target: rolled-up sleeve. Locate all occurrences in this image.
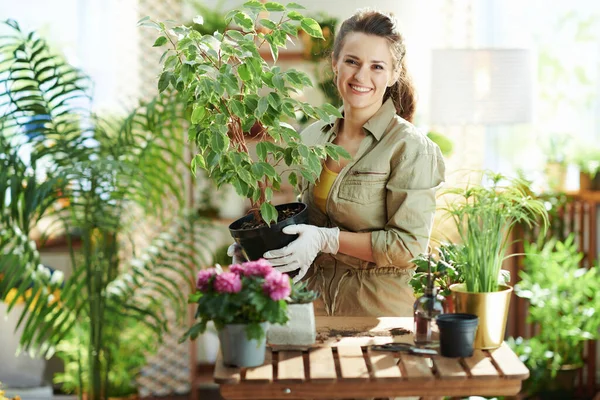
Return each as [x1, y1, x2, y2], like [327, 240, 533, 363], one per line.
[371, 148, 445, 268]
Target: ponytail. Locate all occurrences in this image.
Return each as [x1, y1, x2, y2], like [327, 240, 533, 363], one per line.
[383, 58, 416, 122]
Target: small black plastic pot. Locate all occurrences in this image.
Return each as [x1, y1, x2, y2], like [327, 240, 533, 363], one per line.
[436, 313, 479, 358]
[228, 202, 309, 262]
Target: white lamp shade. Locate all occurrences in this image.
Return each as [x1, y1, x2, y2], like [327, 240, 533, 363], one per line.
[430, 49, 533, 125]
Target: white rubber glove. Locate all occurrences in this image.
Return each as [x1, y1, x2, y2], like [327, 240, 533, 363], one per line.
[227, 242, 247, 265]
[263, 224, 340, 283]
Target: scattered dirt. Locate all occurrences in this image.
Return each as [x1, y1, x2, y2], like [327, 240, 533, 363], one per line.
[316, 327, 412, 343]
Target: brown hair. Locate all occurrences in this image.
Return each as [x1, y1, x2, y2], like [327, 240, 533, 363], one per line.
[332, 9, 416, 122]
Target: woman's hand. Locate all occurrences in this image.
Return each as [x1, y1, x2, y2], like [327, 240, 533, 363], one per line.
[263, 224, 340, 282]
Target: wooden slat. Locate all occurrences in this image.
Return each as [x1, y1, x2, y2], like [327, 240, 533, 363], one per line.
[432, 355, 467, 379]
[336, 346, 369, 380]
[245, 348, 273, 382]
[277, 351, 305, 382]
[214, 350, 241, 384]
[368, 350, 402, 379]
[308, 347, 337, 381]
[400, 354, 434, 379]
[488, 343, 529, 379]
[220, 378, 524, 399]
[463, 350, 500, 379]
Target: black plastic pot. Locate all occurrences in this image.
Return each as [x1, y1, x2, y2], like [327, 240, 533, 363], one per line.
[228, 202, 309, 262]
[436, 313, 479, 358]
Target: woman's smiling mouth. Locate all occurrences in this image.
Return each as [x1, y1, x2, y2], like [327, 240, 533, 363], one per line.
[349, 84, 372, 93]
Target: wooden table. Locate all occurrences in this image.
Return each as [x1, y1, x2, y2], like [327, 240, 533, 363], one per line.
[214, 317, 529, 399]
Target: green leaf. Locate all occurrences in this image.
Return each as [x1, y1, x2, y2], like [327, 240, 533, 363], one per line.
[229, 99, 245, 117]
[191, 106, 206, 124]
[237, 64, 251, 82]
[191, 154, 206, 176]
[260, 19, 277, 30]
[281, 102, 296, 118]
[267, 92, 281, 109]
[260, 162, 277, 178]
[234, 12, 255, 31]
[286, 11, 303, 20]
[272, 74, 285, 92]
[243, 0, 265, 12]
[211, 132, 228, 153]
[260, 202, 278, 226]
[288, 171, 297, 187]
[256, 141, 269, 161]
[265, 187, 273, 202]
[321, 103, 343, 118]
[280, 22, 299, 37]
[257, 96, 269, 117]
[300, 18, 323, 39]
[153, 36, 168, 47]
[264, 2, 285, 11]
[307, 152, 321, 174]
[266, 36, 279, 62]
[286, 2, 306, 9]
[226, 30, 245, 41]
[158, 71, 171, 92]
[251, 163, 265, 178]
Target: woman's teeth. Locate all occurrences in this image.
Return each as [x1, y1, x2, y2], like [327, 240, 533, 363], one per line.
[350, 85, 371, 93]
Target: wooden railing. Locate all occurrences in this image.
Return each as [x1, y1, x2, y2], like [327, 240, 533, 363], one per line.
[506, 190, 599, 397]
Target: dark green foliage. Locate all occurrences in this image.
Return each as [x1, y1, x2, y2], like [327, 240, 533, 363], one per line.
[410, 243, 464, 297]
[288, 280, 320, 304]
[0, 20, 216, 399]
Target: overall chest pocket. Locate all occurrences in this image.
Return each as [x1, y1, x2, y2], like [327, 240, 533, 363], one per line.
[338, 170, 388, 204]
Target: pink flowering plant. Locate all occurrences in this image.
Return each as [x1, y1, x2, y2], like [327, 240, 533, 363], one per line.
[181, 259, 291, 341]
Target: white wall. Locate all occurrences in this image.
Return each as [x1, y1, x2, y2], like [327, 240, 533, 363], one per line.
[0, 0, 141, 113]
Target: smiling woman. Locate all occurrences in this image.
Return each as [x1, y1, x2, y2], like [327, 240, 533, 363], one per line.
[256, 9, 446, 318]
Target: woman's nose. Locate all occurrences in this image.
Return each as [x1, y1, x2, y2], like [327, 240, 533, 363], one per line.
[354, 65, 368, 82]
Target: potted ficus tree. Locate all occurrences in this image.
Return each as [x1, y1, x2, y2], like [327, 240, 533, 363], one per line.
[143, 0, 350, 260]
[443, 172, 549, 349]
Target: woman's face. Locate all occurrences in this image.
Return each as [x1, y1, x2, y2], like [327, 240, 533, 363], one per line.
[333, 32, 398, 116]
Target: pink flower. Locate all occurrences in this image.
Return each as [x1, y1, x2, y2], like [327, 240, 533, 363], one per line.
[229, 264, 244, 275]
[263, 270, 291, 301]
[241, 258, 274, 277]
[214, 272, 242, 294]
[196, 269, 216, 291]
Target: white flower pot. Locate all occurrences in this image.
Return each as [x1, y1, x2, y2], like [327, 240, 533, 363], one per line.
[267, 303, 316, 346]
[0, 302, 46, 387]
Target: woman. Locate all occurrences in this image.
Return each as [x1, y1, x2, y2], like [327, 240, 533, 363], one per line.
[233, 9, 445, 317]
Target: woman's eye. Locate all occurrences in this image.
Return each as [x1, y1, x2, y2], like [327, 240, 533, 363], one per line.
[345, 59, 357, 65]
[373, 64, 384, 70]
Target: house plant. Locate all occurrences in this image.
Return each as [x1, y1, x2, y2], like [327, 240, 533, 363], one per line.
[410, 243, 464, 313]
[267, 280, 319, 346]
[0, 20, 216, 400]
[144, 0, 350, 259]
[570, 145, 600, 191]
[443, 171, 549, 349]
[181, 259, 290, 367]
[53, 318, 155, 400]
[511, 236, 600, 398]
[426, 131, 453, 158]
[542, 133, 570, 192]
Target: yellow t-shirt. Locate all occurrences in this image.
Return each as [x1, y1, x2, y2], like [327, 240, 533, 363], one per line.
[313, 163, 339, 214]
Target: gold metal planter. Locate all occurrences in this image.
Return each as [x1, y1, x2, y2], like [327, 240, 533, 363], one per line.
[449, 284, 513, 349]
